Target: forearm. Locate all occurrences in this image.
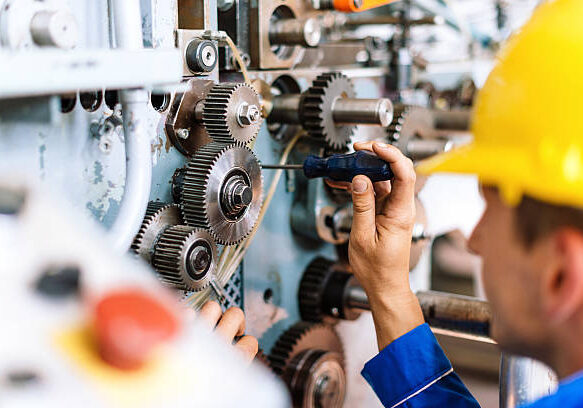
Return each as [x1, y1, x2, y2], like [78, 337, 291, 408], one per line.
[368, 288, 425, 351]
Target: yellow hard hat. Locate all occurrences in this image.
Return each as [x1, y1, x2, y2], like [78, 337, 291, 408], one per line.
[417, 0, 583, 208]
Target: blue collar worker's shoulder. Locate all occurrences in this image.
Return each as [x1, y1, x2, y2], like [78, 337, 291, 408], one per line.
[523, 371, 583, 408]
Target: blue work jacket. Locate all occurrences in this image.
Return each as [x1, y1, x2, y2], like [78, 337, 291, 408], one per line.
[361, 323, 583, 407]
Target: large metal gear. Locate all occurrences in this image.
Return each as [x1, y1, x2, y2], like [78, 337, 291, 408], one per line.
[131, 201, 182, 263]
[181, 142, 263, 245]
[269, 322, 346, 408]
[202, 83, 263, 145]
[300, 72, 356, 149]
[152, 225, 218, 291]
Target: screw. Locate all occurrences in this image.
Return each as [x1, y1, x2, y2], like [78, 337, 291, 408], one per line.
[176, 128, 190, 139]
[237, 103, 261, 127]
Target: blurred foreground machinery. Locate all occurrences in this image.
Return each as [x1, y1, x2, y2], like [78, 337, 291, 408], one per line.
[0, 0, 493, 406]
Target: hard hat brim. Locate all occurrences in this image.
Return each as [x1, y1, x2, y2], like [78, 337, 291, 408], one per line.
[416, 143, 583, 209]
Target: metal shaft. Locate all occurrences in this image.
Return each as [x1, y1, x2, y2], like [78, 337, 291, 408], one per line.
[269, 18, 322, 48]
[332, 98, 393, 127]
[269, 94, 301, 124]
[271, 94, 393, 127]
[344, 286, 492, 337]
[261, 164, 303, 170]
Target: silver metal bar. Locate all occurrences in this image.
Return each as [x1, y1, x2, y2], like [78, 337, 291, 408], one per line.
[268, 18, 322, 48]
[269, 94, 302, 124]
[332, 98, 393, 127]
[407, 139, 453, 161]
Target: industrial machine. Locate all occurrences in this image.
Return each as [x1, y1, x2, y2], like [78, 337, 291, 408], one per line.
[0, 0, 549, 407]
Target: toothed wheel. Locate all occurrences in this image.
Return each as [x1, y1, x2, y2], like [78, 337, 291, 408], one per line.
[300, 72, 356, 149]
[152, 225, 218, 291]
[386, 104, 434, 153]
[202, 83, 263, 145]
[299, 257, 362, 323]
[269, 322, 346, 408]
[181, 142, 263, 245]
[298, 257, 335, 323]
[131, 202, 182, 263]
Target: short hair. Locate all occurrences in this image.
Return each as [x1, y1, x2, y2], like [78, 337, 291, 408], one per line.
[515, 196, 583, 248]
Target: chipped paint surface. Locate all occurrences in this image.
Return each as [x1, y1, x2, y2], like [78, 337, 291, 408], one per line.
[84, 157, 125, 222]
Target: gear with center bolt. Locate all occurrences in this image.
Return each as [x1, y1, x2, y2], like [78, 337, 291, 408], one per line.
[181, 142, 263, 245]
[202, 83, 263, 145]
[300, 72, 356, 149]
[269, 322, 346, 408]
[152, 225, 218, 292]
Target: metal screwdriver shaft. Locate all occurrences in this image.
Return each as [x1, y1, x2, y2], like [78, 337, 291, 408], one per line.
[261, 164, 304, 170]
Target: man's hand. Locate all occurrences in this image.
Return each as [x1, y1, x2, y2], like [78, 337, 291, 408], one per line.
[198, 301, 258, 364]
[333, 141, 424, 350]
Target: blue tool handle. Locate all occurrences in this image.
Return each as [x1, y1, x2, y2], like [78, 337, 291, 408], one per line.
[303, 151, 394, 182]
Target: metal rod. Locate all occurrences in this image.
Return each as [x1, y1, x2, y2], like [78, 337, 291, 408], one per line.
[269, 94, 302, 124]
[261, 164, 304, 170]
[332, 98, 393, 127]
[268, 18, 322, 48]
[344, 286, 492, 337]
[345, 15, 443, 26]
[406, 139, 453, 161]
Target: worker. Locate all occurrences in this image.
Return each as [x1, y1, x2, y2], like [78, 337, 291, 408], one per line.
[341, 0, 583, 406]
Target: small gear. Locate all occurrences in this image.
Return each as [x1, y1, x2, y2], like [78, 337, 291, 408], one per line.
[181, 142, 263, 245]
[386, 104, 434, 153]
[152, 225, 218, 291]
[269, 322, 346, 408]
[300, 72, 356, 149]
[131, 202, 182, 263]
[298, 257, 335, 323]
[202, 83, 263, 145]
[298, 257, 362, 323]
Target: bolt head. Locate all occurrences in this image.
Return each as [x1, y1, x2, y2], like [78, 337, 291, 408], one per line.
[176, 128, 190, 140]
[237, 103, 261, 126]
[189, 245, 211, 274]
[233, 185, 253, 206]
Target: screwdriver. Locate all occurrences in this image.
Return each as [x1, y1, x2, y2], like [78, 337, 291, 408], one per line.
[261, 151, 394, 182]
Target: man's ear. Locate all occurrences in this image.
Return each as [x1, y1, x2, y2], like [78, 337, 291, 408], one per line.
[542, 228, 583, 323]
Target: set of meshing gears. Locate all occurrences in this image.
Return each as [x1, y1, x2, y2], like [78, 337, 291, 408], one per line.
[202, 83, 263, 145]
[269, 322, 346, 408]
[180, 142, 263, 245]
[300, 72, 356, 149]
[132, 202, 218, 292]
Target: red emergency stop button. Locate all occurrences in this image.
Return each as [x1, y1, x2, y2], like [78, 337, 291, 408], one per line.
[92, 289, 180, 370]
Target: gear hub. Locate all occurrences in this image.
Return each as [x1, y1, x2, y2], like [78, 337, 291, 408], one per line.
[181, 142, 263, 245]
[152, 225, 218, 291]
[269, 322, 346, 408]
[202, 83, 263, 145]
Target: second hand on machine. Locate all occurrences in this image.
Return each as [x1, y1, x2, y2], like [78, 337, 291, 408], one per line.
[261, 151, 393, 182]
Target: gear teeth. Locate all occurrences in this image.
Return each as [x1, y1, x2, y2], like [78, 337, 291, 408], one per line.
[268, 322, 345, 378]
[153, 225, 217, 291]
[298, 257, 335, 322]
[131, 202, 181, 260]
[300, 72, 356, 149]
[181, 142, 263, 245]
[387, 104, 410, 143]
[269, 322, 318, 376]
[202, 83, 262, 145]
